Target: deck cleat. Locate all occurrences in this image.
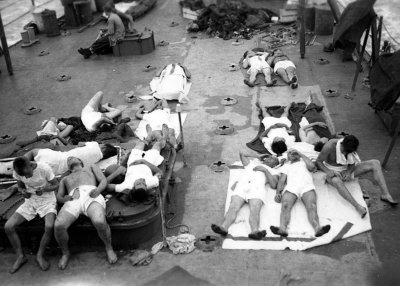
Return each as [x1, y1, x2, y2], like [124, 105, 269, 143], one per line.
[315, 58, 330, 65]
[195, 234, 220, 252]
[23, 106, 41, 115]
[0, 134, 16, 144]
[215, 124, 234, 135]
[220, 97, 238, 106]
[210, 161, 228, 173]
[324, 89, 340, 97]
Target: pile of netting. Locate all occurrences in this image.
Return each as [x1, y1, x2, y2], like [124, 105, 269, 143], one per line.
[180, 0, 276, 40]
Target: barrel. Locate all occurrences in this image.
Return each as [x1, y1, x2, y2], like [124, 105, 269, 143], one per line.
[41, 9, 61, 37]
[304, 4, 315, 31]
[314, 4, 334, 35]
[74, 0, 93, 25]
[32, 8, 45, 32]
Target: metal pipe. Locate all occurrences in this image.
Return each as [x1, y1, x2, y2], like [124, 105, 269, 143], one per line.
[176, 104, 187, 166]
[0, 12, 13, 75]
[327, 0, 342, 23]
[299, 0, 306, 58]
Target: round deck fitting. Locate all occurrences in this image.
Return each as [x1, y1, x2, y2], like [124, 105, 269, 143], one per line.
[24, 106, 41, 115]
[195, 234, 220, 252]
[324, 89, 340, 97]
[215, 124, 234, 135]
[315, 58, 330, 65]
[209, 161, 228, 173]
[0, 134, 16, 144]
[220, 97, 238, 106]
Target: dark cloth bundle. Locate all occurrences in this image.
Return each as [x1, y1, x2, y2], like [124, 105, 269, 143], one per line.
[369, 50, 400, 111]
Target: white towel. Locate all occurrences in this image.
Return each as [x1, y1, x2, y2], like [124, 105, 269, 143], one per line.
[222, 161, 371, 251]
[336, 139, 361, 166]
[135, 113, 187, 140]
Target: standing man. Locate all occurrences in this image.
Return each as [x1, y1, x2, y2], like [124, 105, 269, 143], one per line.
[316, 135, 398, 216]
[5, 157, 59, 273]
[54, 157, 117, 270]
[78, 5, 125, 59]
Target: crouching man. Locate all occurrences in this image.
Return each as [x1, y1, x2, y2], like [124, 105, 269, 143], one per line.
[54, 156, 117, 270]
[270, 149, 331, 237]
[211, 151, 280, 240]
[5, 157, 58, 273]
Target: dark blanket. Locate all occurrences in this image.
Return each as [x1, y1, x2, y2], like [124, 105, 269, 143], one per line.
[369, 50, 400, 111]
[333, 0, 376, 50]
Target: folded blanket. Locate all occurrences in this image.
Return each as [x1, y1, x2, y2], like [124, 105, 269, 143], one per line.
[222, 161, 371, 250]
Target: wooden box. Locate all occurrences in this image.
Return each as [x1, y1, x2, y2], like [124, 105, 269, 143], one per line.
[113, 30, 155, 56]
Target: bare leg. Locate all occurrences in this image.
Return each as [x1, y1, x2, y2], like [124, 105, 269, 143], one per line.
[262, 67, 275, 86]
[161, 98, 169, 109]
[354, 160, 398, 205]
[270, 191, 297, 237]
[211, 195, 245, 236]
[134, 140, 146, 151]
[168, 128, 177, 148]
[5, 213, 28, 273]
[249, 69, 258, 84]
[302, 190, 330, 237]
[276, 68, 290, 84]
[328, 177, 367, 217]
[86, 202, 117, 264]
[286, 66, 297, 83]
[54, 210, 77, 270]
[248, 199, 266, 240]
[86, 91, 104, 112]
[36, 213, 56, 271]
[59, 125, 74, 138]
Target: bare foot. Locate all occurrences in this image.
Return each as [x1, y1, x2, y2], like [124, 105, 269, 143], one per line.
[270, 226, 288, 237]
[211, 224, 228, 236]
[357, 206, 368, 218]
[58, 252, 70, 270]
[381, 195, 398, 206]
[36, 255, 50, 271]
[106, 249, 118, 264]
[10, 255, 27, 274]
[248, 230, 267, 240]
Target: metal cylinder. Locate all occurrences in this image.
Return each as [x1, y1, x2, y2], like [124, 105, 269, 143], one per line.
[315, 4, 334, 35]
[41, 9, 61, 37]
[74, 0, 93, 25]
[27, 26, 36, 41]
[21, 31, 30, 44]
[305, 5, 315, 31]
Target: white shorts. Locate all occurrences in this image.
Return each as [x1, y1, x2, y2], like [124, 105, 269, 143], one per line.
[274, 60, 296, 73]
[247, 63, 271, 75]
[129, 149, 164, 167]
[60, 185, 106, 218]
[234, 178, 266, 204]
[81, 106, 102, 132]
[16, 194, 57, 221]
[284, 182, 315, 198]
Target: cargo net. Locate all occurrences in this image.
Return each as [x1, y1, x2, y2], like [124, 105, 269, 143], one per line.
[181, 0, 276, 40]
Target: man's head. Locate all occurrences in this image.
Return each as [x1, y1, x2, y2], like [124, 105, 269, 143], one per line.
[341, 135, 359, 155]
[273, 49, 284, 56]
[132, 178, 148, 201]
[100, 144, 118, 160]
[261, 154, 279, 168]
[287, 149, 301, 163]
[13, 157, 34, 177]
[67, 156, 84, 172]
[314, 137, 329, 152]
[271, 137, 287, 155]
[103, 4, 113, 17]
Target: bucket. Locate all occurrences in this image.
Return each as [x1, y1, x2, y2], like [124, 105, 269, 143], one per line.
[74, 0, 93, 25]
[314, 4, 334, 35]
[32, 8, 45, 32]
[41, 9, 61, 37]
[305, 5, 315, 31]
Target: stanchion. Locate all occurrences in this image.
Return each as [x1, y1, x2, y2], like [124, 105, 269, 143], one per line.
[176, 104, 187, 166]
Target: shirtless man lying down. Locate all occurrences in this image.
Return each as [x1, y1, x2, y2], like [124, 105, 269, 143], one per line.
[211, 151, 280, 240]
[54, 157, 117, 270]
[316, 135, 398, 214]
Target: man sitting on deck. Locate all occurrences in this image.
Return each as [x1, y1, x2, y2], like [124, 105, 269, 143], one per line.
[267, 49, 298, 89]
[316, 135, 398, 216]
[78, 5, 125, 58]
[242, 50, 277, 87]
[81, 91, 123, 132]
[211, 151, 280, 240]
[106, 140, 164, 200]
[54, 157, 117, 270]
[270, 149, 331, 237]
[135, 99, 177, 149]
[5, 157, 58, 273]
[21, 142, 117, 176]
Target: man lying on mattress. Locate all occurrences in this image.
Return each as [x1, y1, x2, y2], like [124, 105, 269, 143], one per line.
[316, 135, 398, 215]
[270, 149, 331, 237]
[257, 102, 327, 157]
[55, 156, 117, 270]
[0, 142, 118, 177]
[242, 50, 277, 88]
[211, 151, 280, 240]
[106, 140, 164, 200]
[135, 98, 178, 149]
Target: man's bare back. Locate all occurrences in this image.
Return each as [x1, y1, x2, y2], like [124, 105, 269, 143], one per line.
[319, 139, 340, 166]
